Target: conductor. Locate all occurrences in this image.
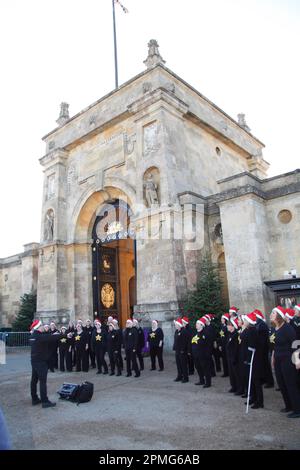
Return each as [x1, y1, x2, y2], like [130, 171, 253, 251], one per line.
[29, 319, 66, 408]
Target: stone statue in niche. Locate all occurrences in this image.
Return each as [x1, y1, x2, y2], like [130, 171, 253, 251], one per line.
[144, 174, 159, 207]
[44, 210, 54, 241]
[143, 122, 160, 156]
[214, 223, 223, 245]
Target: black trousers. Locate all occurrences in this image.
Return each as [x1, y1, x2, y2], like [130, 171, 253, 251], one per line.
[136, 347, 144, 371]
[125, 349, 139, 376]
[88, 347, 96, 368]
[31, 360, 49, 403]
[194, 356, 204, 383]
[175, 352, 188, 381]
[59, 348, 72, 372]
[150, 346, 164, 370]
[212, 348, 221, 372]
[108, 350, 122, 374]
[187, 354, 194, 375]
[220, 349, 229, 376]
[228, 360, 240, 392]
[199, 358, 212, 386]
[75, 349, 89, 372]
[95, 348, 108, 373]
[263, 352, 274, 386]
[275, 355, 300, 413]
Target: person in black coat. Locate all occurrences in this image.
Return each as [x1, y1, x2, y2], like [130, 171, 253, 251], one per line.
[218, 313, 230, 377]
[254, 309, 274, 388]
[74, 323, 89, 372]
[173, 318, 189, 383]
[133, 319, 145, 371]
[29, 320, 65, 408]
[48, 322, 59, 372]
[241, 312, 264, 409]
[226, 316, 241, 394]
[107, 320, 123, 376]
[58, 326, 73, 372]
[191, 318, 212, 388]
[201, 315, 217, 378]
[84, 319, 96, 369]
[270, 306, 300, 418]
[91, 320, 108, 374]
[123, 319, 140, 377]
[182, 317, 194, 375]
[147, 320, 164, 371]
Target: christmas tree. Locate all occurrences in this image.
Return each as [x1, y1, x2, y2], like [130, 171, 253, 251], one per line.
[182, 255, 226, 328]
[12, 292, 37, 331]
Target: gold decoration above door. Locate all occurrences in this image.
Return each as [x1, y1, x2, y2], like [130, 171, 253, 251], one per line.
[101, 283, 115, 309]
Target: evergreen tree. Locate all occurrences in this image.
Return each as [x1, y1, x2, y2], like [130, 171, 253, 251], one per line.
[12, 292, 37, 331]
[182, 255, 226, 328]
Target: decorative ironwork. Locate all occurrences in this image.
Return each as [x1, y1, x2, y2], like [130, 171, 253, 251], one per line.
[101, 283, 115, 309]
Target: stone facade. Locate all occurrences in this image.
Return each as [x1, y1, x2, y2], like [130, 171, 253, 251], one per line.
[1, 41, 299, 349]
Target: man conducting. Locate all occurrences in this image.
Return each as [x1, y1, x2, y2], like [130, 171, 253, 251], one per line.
[29, 319, 67, 408]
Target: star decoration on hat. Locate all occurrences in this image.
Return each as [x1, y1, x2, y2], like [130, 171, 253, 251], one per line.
[192, 335, 199, 344]
[150, 333, 156, 339]
[60, 338, 67, 343]
[219, 330, 225, 338]
[96, 335, 102, 341]
[269, 333, 275, 344]
[75, 335, 81, 341]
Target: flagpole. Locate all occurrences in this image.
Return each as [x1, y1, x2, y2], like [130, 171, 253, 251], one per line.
[112, 0, 119, 89]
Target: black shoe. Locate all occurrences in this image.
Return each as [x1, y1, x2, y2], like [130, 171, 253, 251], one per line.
[49, 369, 55, 373]
[264, 384, 274, 389]
[135, 373, 140, 378]
[126, 373, 132, 377]
[287, 412, 300, 419]
[251, 403, 264, 409]
[91, 365, 96, 369]
[228, 389, 236, 393]
[182, 379, 189, 383]
[116, 372, 122, 376]
[174, 377, 182, 382]
[195, 382, 205, 386]
[32, 398, 41, 406]
[96, 370, 102, 374]
[234, 392, 243, 396]
[221, 374, 229, 378]
[159, 369, 164, 372]
[275, 388, 281, 392]
[150, 368, 156, 371]
[203, 384, 211, 388]
[241, 394, 248, 398]
[109, 372, 115, 376]
[280, 408, 292, 413]
[103, 371, 108, 375]
[42, 401, 56, 408]
[245, 400, 254, 405]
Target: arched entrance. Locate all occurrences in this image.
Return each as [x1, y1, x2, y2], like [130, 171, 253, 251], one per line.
[91, 199, 136, 327]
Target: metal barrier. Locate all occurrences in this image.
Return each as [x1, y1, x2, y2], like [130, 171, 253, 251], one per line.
[2, 332, 31, 348]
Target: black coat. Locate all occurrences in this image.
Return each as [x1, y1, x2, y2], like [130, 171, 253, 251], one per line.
[226, 330, 240, 365]
[58, 333, 72, 351]
[239, 326, 263, 379]
[91, 328, 107, 351]
[191, 330, 211, 360]
[274, 323, 296, 358]
[74, 330, 88, 352]
[30, 331, 61, 362]
[135, 326, 145, 350]
[148, 328, 164, 348]
[124, 327, 138, 351]
[173, 328, 189, 354]
[107, 329, 123, 352]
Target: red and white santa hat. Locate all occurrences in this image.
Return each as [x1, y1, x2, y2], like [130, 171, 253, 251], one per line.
[253, 309, 265, 322]
[197, 318, 206, 327]
[244, 312, 257, 325]
[222, 313, 230, 322]
[203, 315, 211, 323]
[182, 316, 189, 325]
[29, 319, 42, 331]
[126, 319, 133, 325]
[294, 304, 300, 313]
[207, 314, 215, 320]
[272, 306, 286, 319]
[230, 317, 239, 330]
[174, 318, 183, 328]
[285, 308, 295, 320]
[152, 320, 158, 326]
[229, 306, 239, 315]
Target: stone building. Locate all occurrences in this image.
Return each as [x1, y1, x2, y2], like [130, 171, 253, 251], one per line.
[1, 40, 299, 347]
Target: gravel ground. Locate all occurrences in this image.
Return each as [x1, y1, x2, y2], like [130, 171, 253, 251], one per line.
[0, 350, 299, 450]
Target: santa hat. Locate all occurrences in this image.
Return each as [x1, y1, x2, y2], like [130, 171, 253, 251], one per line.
[203, 315, 211, 322]
[253, 309, 265, 322]
[207, 314, 215, 320]
[222, 313, 230, 322]
[244, 312, 257, 325]
[285, 308, 295, 320]
[230, 317, 239, 330]
[30, 320, 42, 331]
[197, 318, 206, 327]
[229, 306, 239, 314]
[200, 316, 208, 325]
[152, 320, 158, 326]
[294, 304, 300, 313]
[126, 319, 133, 325]
[182, 316, 189, 325]
[272, 306, 286, 319]
[174, 318, 183, 328]
[132, 318, 138, 325]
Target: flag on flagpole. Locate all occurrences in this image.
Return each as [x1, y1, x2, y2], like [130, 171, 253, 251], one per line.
[114, 0, 129, 14]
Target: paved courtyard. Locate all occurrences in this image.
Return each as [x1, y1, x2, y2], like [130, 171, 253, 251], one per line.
[0, 350, 299, 450]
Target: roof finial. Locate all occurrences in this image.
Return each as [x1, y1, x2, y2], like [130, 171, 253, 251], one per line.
[143, 39, 166, 69]
[56, 102, 70, 126]
[237, 113, 251, 132]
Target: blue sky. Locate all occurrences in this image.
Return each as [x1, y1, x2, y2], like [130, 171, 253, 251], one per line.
[0, 0, 299, 256]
